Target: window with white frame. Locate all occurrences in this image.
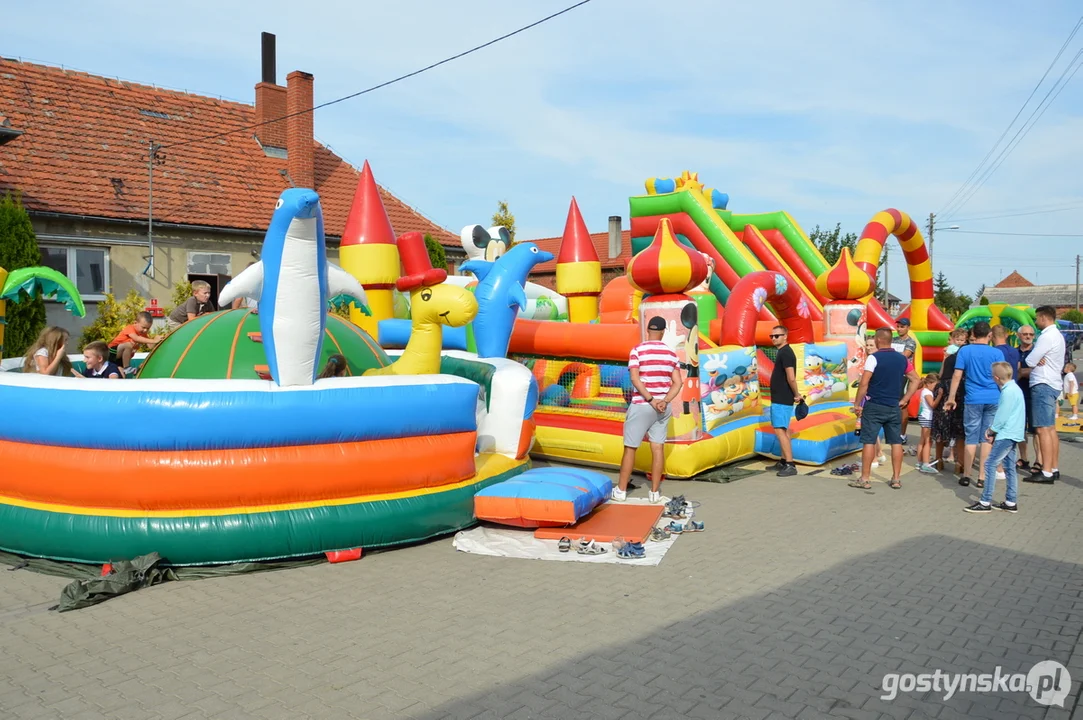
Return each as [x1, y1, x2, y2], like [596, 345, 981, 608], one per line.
[188, 252, 231, 276]
[39, 246, 109, 299]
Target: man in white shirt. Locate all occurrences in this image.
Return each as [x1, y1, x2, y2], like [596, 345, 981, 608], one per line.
[1023, 306, 1065, 483]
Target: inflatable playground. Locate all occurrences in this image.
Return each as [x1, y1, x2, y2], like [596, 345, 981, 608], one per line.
[378, 170, 957, 478]
[5, 163, 1070, 567]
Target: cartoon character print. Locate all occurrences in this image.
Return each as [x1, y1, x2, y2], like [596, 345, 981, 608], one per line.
[460, 225, 511, 263]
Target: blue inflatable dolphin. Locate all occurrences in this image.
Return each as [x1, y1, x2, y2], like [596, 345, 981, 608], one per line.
[461, 242, 554, 359]
[219, 189, 367, 386]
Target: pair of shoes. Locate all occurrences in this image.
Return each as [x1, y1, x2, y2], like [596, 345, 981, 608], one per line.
[576, 539, 606, 555]
[647, 490, 661, 503]
[831, 466, 853, 476]
[663, 496, 690, 519]
[649, 526, 672, 542]
[776, 463, 797, 477]
[963, 502, 991, 514]
[666, 520, 704, 534]
[1024, 470, 1055, 485]
[610, 487, 627, 502]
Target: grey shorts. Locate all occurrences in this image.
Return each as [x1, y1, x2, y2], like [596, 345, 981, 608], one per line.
[623, 402, 671, 448]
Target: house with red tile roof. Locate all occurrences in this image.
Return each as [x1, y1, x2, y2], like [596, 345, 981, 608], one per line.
[0, 36, 461, 336]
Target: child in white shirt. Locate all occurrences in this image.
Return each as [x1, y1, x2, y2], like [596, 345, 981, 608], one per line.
[917, 373, 942, 474]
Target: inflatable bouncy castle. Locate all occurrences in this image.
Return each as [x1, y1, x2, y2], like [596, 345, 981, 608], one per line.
[0, 186, 534, 566]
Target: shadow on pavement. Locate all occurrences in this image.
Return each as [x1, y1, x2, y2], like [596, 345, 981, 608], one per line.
[419, 535, 1083, 720]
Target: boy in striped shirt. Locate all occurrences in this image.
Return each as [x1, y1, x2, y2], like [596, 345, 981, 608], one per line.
[612, 316, 682, 503]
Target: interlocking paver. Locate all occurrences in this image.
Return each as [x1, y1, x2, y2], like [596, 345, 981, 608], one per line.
[2, 433, 1083, 719]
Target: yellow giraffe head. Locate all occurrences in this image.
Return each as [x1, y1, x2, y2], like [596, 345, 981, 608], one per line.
[410, 283, 477, 328]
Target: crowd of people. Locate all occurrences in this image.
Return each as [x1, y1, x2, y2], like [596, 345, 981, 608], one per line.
[847, 306, 1072, 512]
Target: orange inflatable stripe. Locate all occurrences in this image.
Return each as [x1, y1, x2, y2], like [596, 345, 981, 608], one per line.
[535, 410, 624, 434]
[474, 496, 579, 527]
[0, 433, 477, 511]
[510, 319, 639, 361]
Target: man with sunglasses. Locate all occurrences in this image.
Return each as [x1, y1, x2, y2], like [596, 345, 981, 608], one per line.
[1015, 325, 1039, 471]
[769, 326, 803, 477]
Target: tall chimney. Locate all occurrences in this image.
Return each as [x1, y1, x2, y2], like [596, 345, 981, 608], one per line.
[286, 70, 314, 189]
[608, 215, 622, 259]
[254, 32, 286, 148]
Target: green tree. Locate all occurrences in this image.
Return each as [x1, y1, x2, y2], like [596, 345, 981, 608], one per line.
[1063, 308, 1083, 323]
[809, 223, 858, 266]
[0, 192, 46, 357]
[491, 200, 516, 243]
[424, 233, 448, 272]
[979, 296, 990, 305]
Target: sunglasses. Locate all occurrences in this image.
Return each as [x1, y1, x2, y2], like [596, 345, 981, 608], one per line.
[770, 334, 785, 339]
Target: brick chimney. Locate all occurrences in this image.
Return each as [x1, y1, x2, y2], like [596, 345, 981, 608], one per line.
[286, 70, 314, 189]
[254, 32, 287, 149]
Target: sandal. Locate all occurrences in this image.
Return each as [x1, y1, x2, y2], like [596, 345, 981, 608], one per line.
[649, 527, 672, 542]
[1017, 459, 1031, 471]
[683, 520, 705, 532]
[616, 544, 644, 559]
[889, 479, 902, 489]
[975, 479, 984, 489]
[576, 539, 607, 556]
[558, 537, 571, 553]
[848, 479, 872, 489]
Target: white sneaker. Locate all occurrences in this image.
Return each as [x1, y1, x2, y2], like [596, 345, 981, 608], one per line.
[647, 490, 660, 503]
[996, 470, 1006, 481]
[610, 487, 627, 502]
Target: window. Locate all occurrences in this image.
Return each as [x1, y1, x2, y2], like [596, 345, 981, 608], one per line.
[39, 246, 109, 299]
[188, 252, 231, 276]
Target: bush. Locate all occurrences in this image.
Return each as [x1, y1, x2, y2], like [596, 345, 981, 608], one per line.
[1063, 308, 1083, 324]
[0, 192, 46, 357]
[165, 279, 192, 317]
[79, 290, 151, 347]
[424, 233, 448, 272]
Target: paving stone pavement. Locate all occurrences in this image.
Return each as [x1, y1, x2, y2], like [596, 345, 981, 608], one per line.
[2, 434, 1083, 720]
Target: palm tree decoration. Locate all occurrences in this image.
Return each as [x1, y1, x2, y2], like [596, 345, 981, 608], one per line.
[0, 265, 85, 361]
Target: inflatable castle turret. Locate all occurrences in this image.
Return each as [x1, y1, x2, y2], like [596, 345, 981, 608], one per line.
[340, 161, 400, 336]
[815, 247, 874, 391]
[555, 198, 602, 324]
[626, 217, 709, 441]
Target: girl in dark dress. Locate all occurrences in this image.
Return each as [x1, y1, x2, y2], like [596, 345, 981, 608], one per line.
[932, 329, 968, 472]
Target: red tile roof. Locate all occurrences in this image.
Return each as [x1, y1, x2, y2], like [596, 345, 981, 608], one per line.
[0, 58, 457, 245]
[994, 270, 1034, 288]
[529, 229, 632, 274]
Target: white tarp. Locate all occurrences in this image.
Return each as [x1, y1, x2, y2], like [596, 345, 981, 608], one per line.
[453, 499, 690, 567]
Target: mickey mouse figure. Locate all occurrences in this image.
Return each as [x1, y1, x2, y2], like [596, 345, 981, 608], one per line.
[460, 225, 511, 263]
[679, 302, 699, 416]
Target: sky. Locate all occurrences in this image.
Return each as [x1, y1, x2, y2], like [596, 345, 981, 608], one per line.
[4, 0, 1083, 301]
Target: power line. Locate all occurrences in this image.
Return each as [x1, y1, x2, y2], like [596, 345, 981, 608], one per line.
[950, 201, 1083, 222]
[161, 0, 594, 151]
[936, 14, 1083, 217]
[942, 46, 1083, 221]
[947, 229, 1083, 237]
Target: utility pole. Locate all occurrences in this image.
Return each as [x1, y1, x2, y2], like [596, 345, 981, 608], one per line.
[146, 139, 165, 279]
[1076, 254, 1080, 311]
[884, 247, 890, 315]
[926, 212, 935, 266]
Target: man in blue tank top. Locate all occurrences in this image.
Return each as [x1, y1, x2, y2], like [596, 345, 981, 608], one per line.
[851, 328, 920, 489]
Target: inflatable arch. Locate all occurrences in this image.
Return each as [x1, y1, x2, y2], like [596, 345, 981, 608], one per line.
[852, 210, 954, 333]
[720, 271, 816, 347]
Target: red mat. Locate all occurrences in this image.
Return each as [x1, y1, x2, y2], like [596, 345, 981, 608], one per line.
[533, 503, 664, 544]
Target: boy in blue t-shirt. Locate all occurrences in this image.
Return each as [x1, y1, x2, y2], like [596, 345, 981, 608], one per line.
[964, 362, 1024, 514]
[943, 321, 1002, 488]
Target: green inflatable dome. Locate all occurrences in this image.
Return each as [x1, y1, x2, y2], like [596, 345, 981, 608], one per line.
[138, 309, 391, 380]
